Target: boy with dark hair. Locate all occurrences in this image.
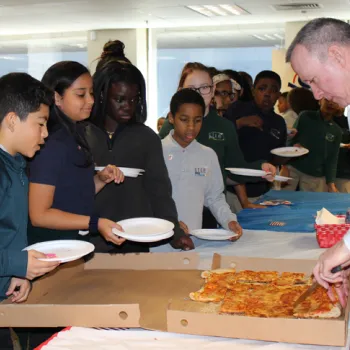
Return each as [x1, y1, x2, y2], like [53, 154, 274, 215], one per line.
[0, 73, 59, 348]
[277, 91, 298, 129]
[283, 98, 343, 192]
[162, 88, 242, 237]
[225, 70, 287, 211]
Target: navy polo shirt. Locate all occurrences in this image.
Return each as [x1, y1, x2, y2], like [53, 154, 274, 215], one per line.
[225, 100, 287, 197]
[28, 126, 95, 242]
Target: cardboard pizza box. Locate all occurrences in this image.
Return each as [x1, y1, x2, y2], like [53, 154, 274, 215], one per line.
[0, 252, 201, 328]
[167, 253, 350, 347]
[0, 252, 348, 346]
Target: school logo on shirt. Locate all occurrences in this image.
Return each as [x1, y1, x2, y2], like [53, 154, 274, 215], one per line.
[270, 128, 281, 140]
[208, 132, 225, 141]
[195, 167, 208, 177]
[325, 133, 335, 142]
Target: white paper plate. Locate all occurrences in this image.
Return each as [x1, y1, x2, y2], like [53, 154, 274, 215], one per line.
[117, 217, 174, 236]
[270, 147, 309, 158]
[226, 168, 267, 177]
[190, 229, 237, 241]
[23, 240, 95, 263]
[112, 229, 174, 243]
[275, 175, 292, 182]
[95, 166, 145, 178]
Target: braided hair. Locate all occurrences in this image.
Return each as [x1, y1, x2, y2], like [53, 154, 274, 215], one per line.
[90, 40, 147, 129]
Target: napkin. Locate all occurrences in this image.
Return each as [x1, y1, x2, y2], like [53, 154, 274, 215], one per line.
[315, 208, 344, 225]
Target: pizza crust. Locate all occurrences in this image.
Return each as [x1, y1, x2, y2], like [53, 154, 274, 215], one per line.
[293, 304, 341, 319]
[201, 268, 236, 279]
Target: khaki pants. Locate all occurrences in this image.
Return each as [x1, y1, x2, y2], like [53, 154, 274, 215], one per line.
[335, 178, 350, 193]
[282, 166, 327, 192]
[226, 191, 261, 213]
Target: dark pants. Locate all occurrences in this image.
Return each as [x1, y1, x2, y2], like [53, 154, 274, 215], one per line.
[12, 328, 63, 349]
[202, 207, 218, 229]
[0, 328, 13, 349]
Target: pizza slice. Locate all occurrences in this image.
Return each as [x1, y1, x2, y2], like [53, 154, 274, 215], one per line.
[274, 272, 312, 286]
[220, 289, 247, 314]
[293, 285, 341, 319]
[235, 270, 279, 283]
[189, 282, 227, 302]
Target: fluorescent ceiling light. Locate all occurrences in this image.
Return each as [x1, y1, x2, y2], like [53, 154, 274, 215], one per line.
[264, 34, 276, 40]
[187, 5, 215, 17]
[219, 4, 249, 15]
[187, 4, 249, 17]
[273, 33, 284, 40]
[252, 34, 267, 41]
[204, 5, 228, 16]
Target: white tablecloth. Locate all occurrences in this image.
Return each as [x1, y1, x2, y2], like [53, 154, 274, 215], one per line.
[40, 230, 350, 350]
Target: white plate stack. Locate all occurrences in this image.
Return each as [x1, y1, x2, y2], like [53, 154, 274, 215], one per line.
[113, 217, 175, 242]
[95, 166, 145, 178]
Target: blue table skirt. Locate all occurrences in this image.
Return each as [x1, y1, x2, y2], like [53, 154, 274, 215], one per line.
[237, 190, 350, 233]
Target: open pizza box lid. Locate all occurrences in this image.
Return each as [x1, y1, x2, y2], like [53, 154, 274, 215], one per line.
[0, 252, 200, 328]
[166, 254, 350, 347]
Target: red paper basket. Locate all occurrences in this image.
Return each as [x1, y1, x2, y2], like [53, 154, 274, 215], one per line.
[315, 215, 350, 248]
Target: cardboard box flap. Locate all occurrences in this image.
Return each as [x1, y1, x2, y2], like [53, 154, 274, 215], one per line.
[167, 307, 347, 347]
[85, 252, 199, 270]
[0, 304, 140, 328]
[212, 253, 317, 273]
[0, 252, 201, 328]
[166, 254, 350, 347]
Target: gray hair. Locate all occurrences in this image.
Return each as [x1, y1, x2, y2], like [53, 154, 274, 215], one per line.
[286, 18, 350, 62]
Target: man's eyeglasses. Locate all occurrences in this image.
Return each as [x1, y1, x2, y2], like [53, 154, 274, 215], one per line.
[189, 85, 213, 96]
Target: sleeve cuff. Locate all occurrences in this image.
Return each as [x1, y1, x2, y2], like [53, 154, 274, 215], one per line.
[8, 250, 28, 278]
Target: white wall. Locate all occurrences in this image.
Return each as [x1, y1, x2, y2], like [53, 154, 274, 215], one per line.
[157, 46, 274, 118]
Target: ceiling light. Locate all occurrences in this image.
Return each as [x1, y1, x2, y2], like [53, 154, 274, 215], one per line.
[187, 4, 249, 17]
[187, 5, 215, 17]
[264, 34, 276, 40]
[273, 33, 284, 40]
[203, 5, 227, 16]
[252, 34, 267, 41]
[219, 4, 249, 15]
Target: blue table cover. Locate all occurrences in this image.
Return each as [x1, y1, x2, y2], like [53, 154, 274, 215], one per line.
[237, 190, 350, 233]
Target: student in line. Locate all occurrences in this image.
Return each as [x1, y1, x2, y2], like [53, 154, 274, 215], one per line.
[159, 62, 276, 215]
[212, 72, 240, 117]
[283, 98, 342, 192]
[86, 40, 194, 253]
[157, 117, 165, 132]
[28, 61, 125, 246]
[333, 107, 350, 193]
[225, 70, 287, 212]
[0, 73, 59, 349]
[277, 91, 298, 129]
[162, 88, 242, 238]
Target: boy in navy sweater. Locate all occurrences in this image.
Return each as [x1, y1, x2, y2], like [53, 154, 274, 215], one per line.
[0, 73, 59, 348]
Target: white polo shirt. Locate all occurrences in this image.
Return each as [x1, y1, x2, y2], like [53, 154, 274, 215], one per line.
[162, 131, 237, 231]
